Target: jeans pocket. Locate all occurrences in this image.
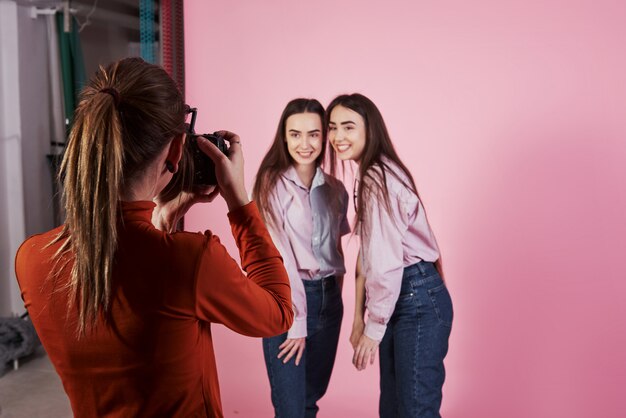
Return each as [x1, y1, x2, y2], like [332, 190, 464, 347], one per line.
[427, 284, 453, 327]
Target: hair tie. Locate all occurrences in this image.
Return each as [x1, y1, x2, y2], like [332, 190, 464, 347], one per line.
[100, 87, 121, 106]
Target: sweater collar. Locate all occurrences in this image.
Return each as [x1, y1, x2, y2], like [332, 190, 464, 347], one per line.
[120, 200, 156, 223]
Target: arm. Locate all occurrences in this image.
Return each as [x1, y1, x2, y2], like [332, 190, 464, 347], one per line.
[191, 131, 292, 336]
[350, 253, 367, 348]
[152, 130, 249, 232]
[361, 190, 411, 342]
[337, 184, 351, 292]
[265, 191, 308, 365]
[353, 180, 413, 370]
[194, 202, 293, 337]
[266, 191, 308, 341]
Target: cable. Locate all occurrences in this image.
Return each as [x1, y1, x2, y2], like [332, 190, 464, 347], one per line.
[76, 0, 98, 33]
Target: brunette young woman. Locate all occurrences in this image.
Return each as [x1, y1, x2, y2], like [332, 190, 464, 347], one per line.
[327, 93, 453, 418]
[14, 57, 293, 417]
[252, 98, 350, 418]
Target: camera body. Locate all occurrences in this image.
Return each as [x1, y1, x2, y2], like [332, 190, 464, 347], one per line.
[187, 133, 227, 185]
[158, 107, 227, 203]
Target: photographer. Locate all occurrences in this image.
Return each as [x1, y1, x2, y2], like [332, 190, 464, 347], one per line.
[14, 57, 293, 417]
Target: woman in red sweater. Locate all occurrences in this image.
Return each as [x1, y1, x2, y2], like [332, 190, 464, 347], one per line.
[14, 57, 293, 417]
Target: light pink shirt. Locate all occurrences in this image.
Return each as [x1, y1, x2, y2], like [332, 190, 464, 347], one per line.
[358, 158, 440, 341]
[267, 166, 350, 338]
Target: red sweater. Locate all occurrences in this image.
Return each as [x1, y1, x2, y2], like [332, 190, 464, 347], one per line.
[15, 201, 293, 417]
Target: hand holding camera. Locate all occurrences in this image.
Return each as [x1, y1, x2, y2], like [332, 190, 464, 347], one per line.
[194, 131, 250, 211]
[157, 107, 250, 221]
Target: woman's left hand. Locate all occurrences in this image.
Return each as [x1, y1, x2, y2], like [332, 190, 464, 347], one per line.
[277, 337, 306, 366]
[353, 334, 380, 371]
[153, 186, 220, 232]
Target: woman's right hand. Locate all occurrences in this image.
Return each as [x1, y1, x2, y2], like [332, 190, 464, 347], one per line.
[277, 337, 306, 366]
[196, 131, 250, 211]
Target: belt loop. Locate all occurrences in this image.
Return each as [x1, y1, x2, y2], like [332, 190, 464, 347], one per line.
[416, 261, 426, 276]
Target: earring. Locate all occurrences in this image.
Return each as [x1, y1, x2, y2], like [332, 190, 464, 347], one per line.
[165, 161, 175, 173]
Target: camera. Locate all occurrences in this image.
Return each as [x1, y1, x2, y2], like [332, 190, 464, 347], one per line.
[187, 132, 228, 186]
[158, 107, 228, 203]
[184, 106, 228, 186]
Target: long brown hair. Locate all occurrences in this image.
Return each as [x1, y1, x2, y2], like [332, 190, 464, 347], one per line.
[326, 94, 418, 228]
[326, 93, 443, 270]
[51, 57, 186, 336]
[252, 98, 327, 226]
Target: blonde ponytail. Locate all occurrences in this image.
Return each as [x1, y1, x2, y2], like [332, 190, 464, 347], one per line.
[49, 58, 186, 336]
[53, 85, 124, 335]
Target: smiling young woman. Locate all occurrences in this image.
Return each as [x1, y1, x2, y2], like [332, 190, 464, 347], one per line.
[328, 93, 453, 418]
[252, 98, 350, 418]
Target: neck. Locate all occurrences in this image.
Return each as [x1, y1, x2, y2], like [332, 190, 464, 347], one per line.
[294, 163, 316, 189]
[120, 162, 162, 202]
[120, 180, 156, 202]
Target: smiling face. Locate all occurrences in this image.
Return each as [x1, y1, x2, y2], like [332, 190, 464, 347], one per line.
[285, 112, 324, 168]
[328, 105, 367, 162]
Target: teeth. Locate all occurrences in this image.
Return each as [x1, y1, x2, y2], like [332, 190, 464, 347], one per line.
[336, 144, 350, 152]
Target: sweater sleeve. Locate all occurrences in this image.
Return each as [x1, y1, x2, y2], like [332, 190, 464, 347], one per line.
[194, 202, 294, 337]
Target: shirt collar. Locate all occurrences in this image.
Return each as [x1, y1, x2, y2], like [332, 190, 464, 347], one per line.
[282, 165, 326, 191]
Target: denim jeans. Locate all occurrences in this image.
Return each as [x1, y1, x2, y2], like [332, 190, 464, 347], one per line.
[379, 261, 453, 418]
[263, 276, 343, 418]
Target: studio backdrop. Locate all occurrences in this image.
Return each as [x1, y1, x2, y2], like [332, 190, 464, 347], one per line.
[183, 1, 626, 417]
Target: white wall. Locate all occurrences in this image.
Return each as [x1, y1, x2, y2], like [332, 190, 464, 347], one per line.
[0, 0, 27, 317]
[17, 4, 57, 239]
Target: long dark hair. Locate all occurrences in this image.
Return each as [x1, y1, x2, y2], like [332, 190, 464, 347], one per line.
[51, 57, 186, 336]
[326, 93, 443, 270]
[252, 98, 326, 226]
[326, 93, 418, 228]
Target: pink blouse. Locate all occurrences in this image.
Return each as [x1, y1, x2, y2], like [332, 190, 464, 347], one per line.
[358, 158, 440, 341]
[267, 166, 350, 338]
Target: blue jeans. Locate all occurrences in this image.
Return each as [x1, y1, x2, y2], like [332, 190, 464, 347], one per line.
[263, 276, 343, 418]
[379, 261, 453, 418]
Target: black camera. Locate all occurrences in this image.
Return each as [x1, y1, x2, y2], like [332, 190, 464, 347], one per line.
[187, 133, 227, 185]
[158, 107, 228, 203]
[185, 107, 228, 186]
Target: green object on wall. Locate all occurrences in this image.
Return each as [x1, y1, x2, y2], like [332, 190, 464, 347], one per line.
[56, 13, 86, 134]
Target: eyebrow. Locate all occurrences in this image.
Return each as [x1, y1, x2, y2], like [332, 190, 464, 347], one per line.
[328, 121, 356, 125]
[288, 129, 321, 133]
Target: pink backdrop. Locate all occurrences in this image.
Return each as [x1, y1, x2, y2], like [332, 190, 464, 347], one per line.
[184, 1, 626, 417]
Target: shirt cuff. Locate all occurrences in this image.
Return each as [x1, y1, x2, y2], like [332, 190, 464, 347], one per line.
[364, 319, 387, 342]
[287, 316, 307, 339]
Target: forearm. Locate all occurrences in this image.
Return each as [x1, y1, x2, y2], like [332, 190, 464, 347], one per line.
[354, 254, 366, 320]
[226, 202, 293, 334]
[230, 203, 290, 290]
[354, 274, 366, 320]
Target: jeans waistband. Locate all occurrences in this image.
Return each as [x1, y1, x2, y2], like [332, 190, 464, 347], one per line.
[303, 275, 337, 288]
[404, 260, 437, 277]
[401, 261, 440, 290]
